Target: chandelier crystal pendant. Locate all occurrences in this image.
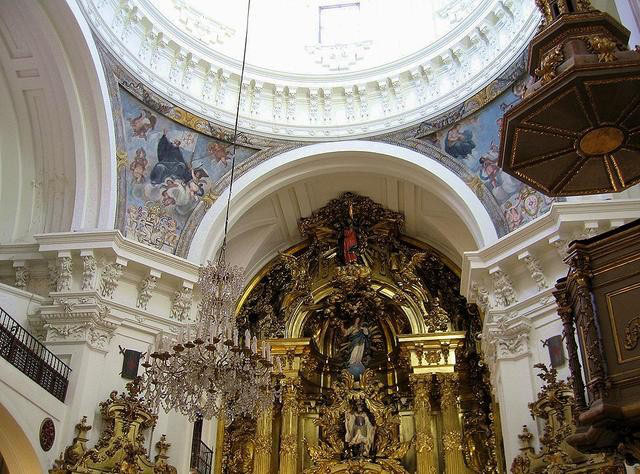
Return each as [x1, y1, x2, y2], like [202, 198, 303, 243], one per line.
[141, 0, 280, 422]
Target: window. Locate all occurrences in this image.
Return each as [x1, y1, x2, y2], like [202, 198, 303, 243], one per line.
[319, 3, 360, 44]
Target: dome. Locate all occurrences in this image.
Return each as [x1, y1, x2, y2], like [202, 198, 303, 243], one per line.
[83, 0, 539, 139]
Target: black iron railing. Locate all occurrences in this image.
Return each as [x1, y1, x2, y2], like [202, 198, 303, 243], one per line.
[0, 306, 71, 402]
[191, 438, 213, 474]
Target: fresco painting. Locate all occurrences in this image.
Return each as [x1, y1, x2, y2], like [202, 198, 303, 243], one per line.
[119, 89, 255, 253]
[428, 78, 554, 231]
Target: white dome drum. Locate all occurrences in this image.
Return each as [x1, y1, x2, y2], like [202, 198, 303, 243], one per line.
[80, 0, 539, 139]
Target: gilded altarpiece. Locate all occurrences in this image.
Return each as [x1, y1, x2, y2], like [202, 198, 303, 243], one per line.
[218, 193, 503, 474]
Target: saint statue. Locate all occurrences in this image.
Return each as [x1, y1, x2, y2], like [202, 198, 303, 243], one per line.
[340, 317, 370, 378]
[345, 400, 375, 458]
[341, 203, 358, 264]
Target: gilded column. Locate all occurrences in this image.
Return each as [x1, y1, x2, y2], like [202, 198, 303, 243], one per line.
[254, 404, 273, 474]
[411, 375, 438, 474]
[279, 378, 300, 474]
[438, 373, 470, 474]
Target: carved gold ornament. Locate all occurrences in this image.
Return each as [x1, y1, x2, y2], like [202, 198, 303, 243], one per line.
[510, 364, 624, 473]
[414, 429, 434, 453]
[116, 150, 129, 170]
[305, 370, 411, 474]
[50, 378, 177, 474]
[586, 35, 619, 63]
[535, 45, 564, 83]
[442, 430, 462, 453]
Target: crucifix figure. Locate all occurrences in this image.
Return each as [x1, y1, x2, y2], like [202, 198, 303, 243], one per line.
[342, 202, 358, 264]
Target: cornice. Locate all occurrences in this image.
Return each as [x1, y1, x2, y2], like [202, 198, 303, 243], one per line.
[33, 231, 200, 282]
[461, 199, 640, 293]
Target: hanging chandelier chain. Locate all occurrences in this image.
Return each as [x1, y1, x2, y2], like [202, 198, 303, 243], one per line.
[223, 0, 252, 245]
[142, 0, 282, 423]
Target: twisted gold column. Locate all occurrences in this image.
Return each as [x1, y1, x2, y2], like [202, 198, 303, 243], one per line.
[438, 373, 470, 474]
[253, 405, 273, 474]
[411, 375, 438, 474]
[279, 379, 300, 474]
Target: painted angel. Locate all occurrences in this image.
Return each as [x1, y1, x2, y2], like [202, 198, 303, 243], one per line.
[128, 109, 157, 141]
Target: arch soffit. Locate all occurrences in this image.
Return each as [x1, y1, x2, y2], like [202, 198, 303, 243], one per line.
[188, 141, 499, 263]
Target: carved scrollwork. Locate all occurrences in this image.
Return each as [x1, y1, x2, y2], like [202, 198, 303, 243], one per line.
[623, 316, 640, 350]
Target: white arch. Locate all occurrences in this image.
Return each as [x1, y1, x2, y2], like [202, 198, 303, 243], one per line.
[0, 0, 116, 242]
[188, 141, 498, 263]
[43, 0, 118, 231]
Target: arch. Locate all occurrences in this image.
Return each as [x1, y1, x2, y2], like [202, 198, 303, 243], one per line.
[188, 141, 499, 263]
[0, 0, 116, 242]
[0, 402, 44, 473]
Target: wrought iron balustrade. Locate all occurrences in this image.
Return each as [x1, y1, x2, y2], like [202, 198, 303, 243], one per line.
[0, 306, 70, 402]
[190, 438, 213, 474]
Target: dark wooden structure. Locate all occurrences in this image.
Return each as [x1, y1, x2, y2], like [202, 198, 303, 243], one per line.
[553, 219, 640, 464]
[499, 0, 640, 196]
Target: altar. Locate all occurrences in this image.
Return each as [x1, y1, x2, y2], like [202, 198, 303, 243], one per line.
[216, 194, 502, 474]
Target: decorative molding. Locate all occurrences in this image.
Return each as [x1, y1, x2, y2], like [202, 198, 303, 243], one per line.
[470, 281, 491, 313]
[485, 316, 531, 360]
[548, 234, 569, 260]
[170, 285, 192, 321]
[489, 266, 518, 308]
[81, 254, 98, 290]
[81, 0, 539, 140]
[56, 256, 72, 292]
[136, 274, 158, 310]
[13, 261, 30, 290]
[517, 251, 547, 291]
[34, 230, 199, 283]
[100, 262, 126, 298]
[40, 299, 118, 352]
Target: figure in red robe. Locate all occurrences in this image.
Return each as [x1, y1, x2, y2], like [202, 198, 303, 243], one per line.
[342, 203, 358, 264]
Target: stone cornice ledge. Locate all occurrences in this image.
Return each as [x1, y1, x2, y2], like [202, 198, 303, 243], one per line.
[33, 230, 200, 283]
[461, 199, 640, 296]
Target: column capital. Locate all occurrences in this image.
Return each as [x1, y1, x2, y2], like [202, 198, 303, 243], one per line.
[37, 298, 118, 353]
[485, 316, 531, 361]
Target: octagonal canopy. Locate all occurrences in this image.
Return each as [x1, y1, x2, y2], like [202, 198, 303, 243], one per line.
[500, 70, 640, 196]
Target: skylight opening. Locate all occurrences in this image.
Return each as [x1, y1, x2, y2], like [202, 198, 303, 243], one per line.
[318, 3, 361, 45]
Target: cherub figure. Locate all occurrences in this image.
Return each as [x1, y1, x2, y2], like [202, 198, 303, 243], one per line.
[128, 110, 157, 140]
[129, 148, 148, 183]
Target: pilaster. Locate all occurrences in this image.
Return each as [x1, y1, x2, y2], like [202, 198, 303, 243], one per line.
[437, 373, 471, 474]
[410, 375, 438, 474]
[253, 405, 273, 474]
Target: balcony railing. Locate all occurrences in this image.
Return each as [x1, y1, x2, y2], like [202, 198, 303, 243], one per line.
[0, 307, 71, 402]
[191, 439, 213, 474]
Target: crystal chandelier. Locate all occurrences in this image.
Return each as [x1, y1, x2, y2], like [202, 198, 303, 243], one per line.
[142, 0, 279, 422]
